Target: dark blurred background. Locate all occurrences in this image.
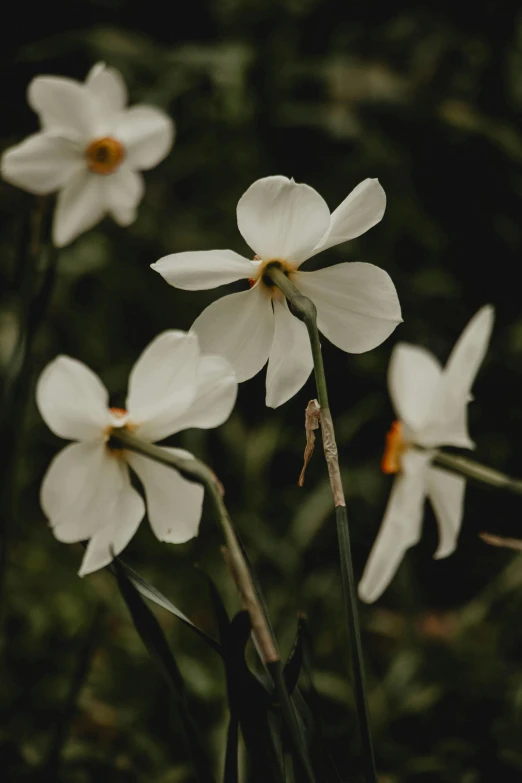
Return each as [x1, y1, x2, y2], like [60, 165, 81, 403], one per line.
[2, 1, 522, 781]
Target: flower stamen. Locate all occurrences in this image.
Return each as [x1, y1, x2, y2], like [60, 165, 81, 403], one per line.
[381, 420, 407, 474]
[85, 137, 125, 175]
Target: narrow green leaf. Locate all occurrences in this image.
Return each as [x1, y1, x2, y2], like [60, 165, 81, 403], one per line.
[112, 558, 216, 783]
[283, 614, 305, 696]
[297, 616, 343, 783]
[110, 557, 222, 655]
[198, 568, 231, 645]
[225, 612, 286, 783]
[224, 715, 239, 783]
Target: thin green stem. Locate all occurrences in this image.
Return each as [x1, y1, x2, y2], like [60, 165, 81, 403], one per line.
[335, 507, 377, 781]
[0, 197, 54, 616]
[430, 450, 522, 494]
[266, 264, 377, 783]
[264, 267, 328, 408]
[268, 659, 317, 783]
[111, 429, 279, 664]
[110, 430, 315, 783]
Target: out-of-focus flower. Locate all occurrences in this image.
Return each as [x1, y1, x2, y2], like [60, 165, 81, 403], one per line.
[358, 306, 494, 603]
[1, 63, 174, 247]
[36, 331, 237, 576]
[152, 175, 401, 408]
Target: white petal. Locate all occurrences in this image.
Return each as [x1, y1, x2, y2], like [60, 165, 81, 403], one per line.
[424, 406, 475, 450]
[152, 250, 255, 291]
[127, 449, 204, 543]
[191, 287, 274, 382]
[427, 466, 466, 559]
[388, 343, 443, 436]
[103, 165, 144, 226]
[179, 355, 238, 430]
[53, 168, 105, 247]
[127, 330, 200, 442]
[442, 305, 494, 405]
[42, 443, 144, 575]
[1, 133, 83, 195]
[114, 106, 175, 170]
[78, 459, 145, 576]
[414, 307, 494, 449]
[36, 356, 111, 440]
[236, 175, 331, 264]
[28, 76, 97, 140]
[311, 179, 386, 255]
[85, 63, 128, 114]
[41, 441, 110, 535]
[295, 262, 402, 354]
[358, 450, 431, 603]
[265, 298, 313, 408]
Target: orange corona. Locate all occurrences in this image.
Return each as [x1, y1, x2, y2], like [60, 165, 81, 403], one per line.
[110, 407, 127, 418]
[381, 420, 405, 474]
[85, 137, 125, 175]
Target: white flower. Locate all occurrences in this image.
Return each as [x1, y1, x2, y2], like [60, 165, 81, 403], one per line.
[1, 62, 175, 247]
[358, 305, 494, 603]
[36, 331, 237, 576]
[152, 175, 402, 408]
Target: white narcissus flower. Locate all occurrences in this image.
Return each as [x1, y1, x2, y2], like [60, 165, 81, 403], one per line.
[152, 175, 402, 408]
[358, 305, 494, 603]
[36, 331, 237, 576]
[1, 62, 174, 247]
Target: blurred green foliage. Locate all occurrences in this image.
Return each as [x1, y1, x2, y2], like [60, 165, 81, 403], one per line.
[3, 1, 522, 781]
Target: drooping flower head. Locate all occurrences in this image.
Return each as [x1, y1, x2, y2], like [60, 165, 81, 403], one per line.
[36, 331, 237, 576]
[2, 63, 175, 246]
[152, 176, 402, 408]
[358, 305, 494, 603]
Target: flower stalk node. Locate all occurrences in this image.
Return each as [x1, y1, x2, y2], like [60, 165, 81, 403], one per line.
[265, 263, 317, 324]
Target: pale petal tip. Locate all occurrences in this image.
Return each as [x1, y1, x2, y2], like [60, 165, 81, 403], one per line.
[470, 303, 495, 333]
[479, 303, 495, 325]
[357, 581, 376, 604]
[78, 563, 92, 578]
[86, 62, 107, 81]
[78, 553, 105, 578]
[433, 536, 459, 559]
[52, 222, 69, 248]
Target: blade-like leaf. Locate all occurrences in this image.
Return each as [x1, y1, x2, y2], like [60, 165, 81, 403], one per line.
[112, 558, 216, 783]
[225, 611, 286, 783]
[298, 616, 343, 783]
[110, 557, 222, 654]
[224, 715, 239, 783]
[198, 568, 231, 645]
[283, 614, 305, 696]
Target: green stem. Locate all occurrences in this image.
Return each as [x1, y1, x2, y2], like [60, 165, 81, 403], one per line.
[335, 507, 376, 781]
[264, 266, 329, 408]
[268, 659, 317, 783]
[266, 264, 377, 783]
[431, 450, 522, 494]
[112, 429, 279, 665]
[0, 197, 54, 616]
[110, 430, 315, 783]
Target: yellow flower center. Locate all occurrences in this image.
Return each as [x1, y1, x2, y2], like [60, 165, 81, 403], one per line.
[249, 259, 298, 292]
[105, 407, 132, 456]
[85, 137, 125, 175]
[381, 420, 408, 474]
